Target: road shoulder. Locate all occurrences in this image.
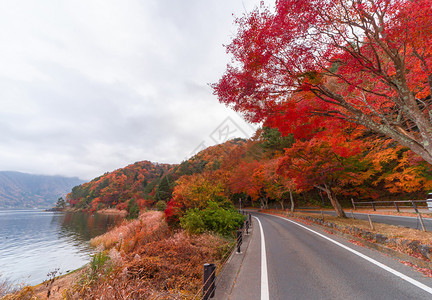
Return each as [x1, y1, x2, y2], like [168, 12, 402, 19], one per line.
[214, 218, 256, 300]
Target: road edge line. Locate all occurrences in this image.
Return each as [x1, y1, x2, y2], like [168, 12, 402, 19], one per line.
[272, 214, 432, 295]
[254, 216, 270, 300]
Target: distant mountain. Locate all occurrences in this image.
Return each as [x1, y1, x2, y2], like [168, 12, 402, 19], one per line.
[0, 171, 85, 208]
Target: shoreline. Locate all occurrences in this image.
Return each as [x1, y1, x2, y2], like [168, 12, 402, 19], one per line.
[96, 208, 128, 217]
[57, 207, 128, 218]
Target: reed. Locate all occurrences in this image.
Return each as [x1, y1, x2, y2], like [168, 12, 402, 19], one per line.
[90, 211, 165, 250]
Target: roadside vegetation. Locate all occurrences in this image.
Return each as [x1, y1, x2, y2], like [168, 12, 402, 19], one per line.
[0, 274, 15, 299]
[5, 0, 432, 297]
[69, 211, 232, 299]
[44, 125, 432, 296]
[3, 211, 235, 299]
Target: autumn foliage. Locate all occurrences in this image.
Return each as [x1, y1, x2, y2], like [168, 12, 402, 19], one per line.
[213, 0, 432, 165]
[66, 0, 432, 225]
[66, 161, 173, 213]
[63, 211, 231, 299]
[8, 2, 432, 298]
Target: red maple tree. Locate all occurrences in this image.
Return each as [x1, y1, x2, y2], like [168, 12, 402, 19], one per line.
[213, 0, 432, 164]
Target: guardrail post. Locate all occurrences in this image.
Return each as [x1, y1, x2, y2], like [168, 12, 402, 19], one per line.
[367, 214, 375, 230]
[393, 202, 400, 213]
[351, 198, 356, 210]
[417, 212, 426, 232]
[249, 213, 251, 225]
[411, 201, 419, 213]
[236, 229, 242, 253]
[203, 263, 216, 300]
[371, 202, 376, 211]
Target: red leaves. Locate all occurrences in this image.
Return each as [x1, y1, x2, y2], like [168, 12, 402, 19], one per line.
[213, 0, 432, 164]
[164, 199, 182, 225]
[276, 129, 373, 195]
[67, 161, 171, 211]
[228, 160, 262, 200]
[400, 261, 432, 278]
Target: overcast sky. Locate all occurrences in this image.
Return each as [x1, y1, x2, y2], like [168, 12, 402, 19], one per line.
[0, 0, 273, 180]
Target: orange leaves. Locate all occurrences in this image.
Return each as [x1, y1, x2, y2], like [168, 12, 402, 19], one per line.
[228, 160, 262, 200]
[67, 161, 172, 211]
[276, 128, 376, 198]
[165, 170, 232, 224]
[377, 149, 432, 193]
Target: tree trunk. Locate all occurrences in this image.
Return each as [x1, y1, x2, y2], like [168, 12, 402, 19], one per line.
[279, 198, 285, 210]
[289, 187, 295, 212]
[315, 184, 346, 218]
[264, 197, 269, 209]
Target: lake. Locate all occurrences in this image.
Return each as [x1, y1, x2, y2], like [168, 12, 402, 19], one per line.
[0, 209, 121, 286]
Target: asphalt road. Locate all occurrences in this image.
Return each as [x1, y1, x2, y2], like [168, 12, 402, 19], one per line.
[301, 210, 432, 231]
[230, 212, 432, 299]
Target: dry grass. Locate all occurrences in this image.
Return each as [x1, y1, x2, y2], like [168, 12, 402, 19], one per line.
[90, 210, 165, 249]
[97, 208, 128, 217]
[83, 232, 230, 299]
[312, 213, 432, 245]
[0, 274, 14, 298]
[353, 208, 432, 219]
[77, 218, 230, 299]
[6, 211, 232, 299]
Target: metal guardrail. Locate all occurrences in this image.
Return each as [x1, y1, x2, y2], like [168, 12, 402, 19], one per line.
[351, 198, 430, 213]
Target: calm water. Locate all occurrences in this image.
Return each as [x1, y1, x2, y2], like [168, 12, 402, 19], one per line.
[0, 209, 121, 286]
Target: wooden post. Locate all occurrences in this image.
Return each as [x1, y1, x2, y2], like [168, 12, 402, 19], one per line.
[418, 212, 426, 232]
[367, 214, 375, 230]
[351, 198, 356, 210]
[411, 201, 419, 213]
[321, 209, 324, 221]
[394, 202, 400, 213]
[371, 202, 376, 211]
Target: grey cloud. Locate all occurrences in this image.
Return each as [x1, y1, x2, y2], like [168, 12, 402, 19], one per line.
[0, 0, 267, 180]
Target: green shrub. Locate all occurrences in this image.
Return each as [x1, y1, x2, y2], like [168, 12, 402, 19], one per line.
[155, 200, 167, 211]
[90, 251, 112, 278]
[127, 198, 140, 219]
[180, 201, 245, 237]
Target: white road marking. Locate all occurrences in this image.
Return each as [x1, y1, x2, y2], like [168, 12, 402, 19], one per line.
[272, 214, 432, 295]
[254, 216, 270, 300]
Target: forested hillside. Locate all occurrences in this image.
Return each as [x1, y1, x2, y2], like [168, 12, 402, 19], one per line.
[66, 161, 173, 212]
[66, 139, 247, 214]
[67, 126, 432, 221]
[0, 171, 84, 208]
